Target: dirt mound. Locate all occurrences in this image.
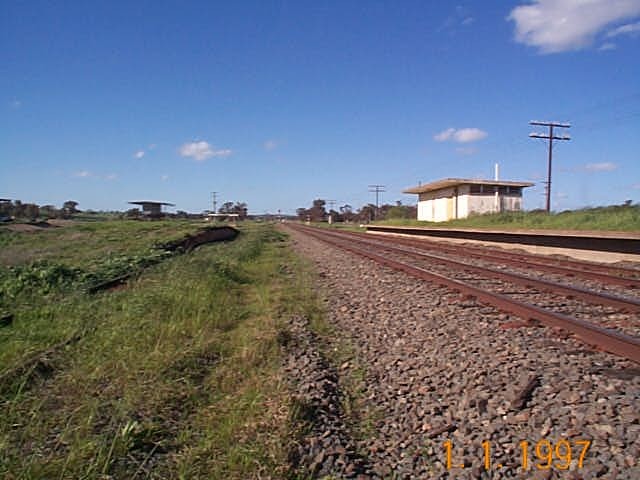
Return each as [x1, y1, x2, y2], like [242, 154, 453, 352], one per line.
[161, 226, 238, 252]
[4, 221, 55, 232]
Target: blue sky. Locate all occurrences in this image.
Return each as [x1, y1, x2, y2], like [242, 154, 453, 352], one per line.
[2, 1, 639, 214]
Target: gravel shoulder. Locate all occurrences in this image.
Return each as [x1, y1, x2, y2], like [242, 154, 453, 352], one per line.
[283, 225, 640, 479]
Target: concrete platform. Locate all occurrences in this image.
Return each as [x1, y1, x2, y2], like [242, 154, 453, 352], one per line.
[366, 225, 640, 264]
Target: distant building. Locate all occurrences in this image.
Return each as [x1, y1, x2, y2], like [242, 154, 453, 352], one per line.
[0, 198, 10, 221]
[403, 178, 533, 222]
[128, 201, 175, 218]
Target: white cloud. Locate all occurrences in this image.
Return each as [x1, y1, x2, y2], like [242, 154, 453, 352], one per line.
[179, 141, 232, 162]
[9, 99, 21, 109]
[434, 127, 487, 143]
[134, 150, 145, 159]
[454, 128, 488, 143]
[434, 128, 455, 142]
[607, 20, 640, 37]
[148, 143, 157, 150]
[264, 139, 278, 151]
[584, 162, 617, 172]
[73, 170, 119, 180]
[161, 174, 169, 181]
[598, 42, 617, 51]
[508, 0, 640, 53]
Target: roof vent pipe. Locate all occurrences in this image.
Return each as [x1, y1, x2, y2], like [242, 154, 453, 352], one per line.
[494, 163, 499, 181]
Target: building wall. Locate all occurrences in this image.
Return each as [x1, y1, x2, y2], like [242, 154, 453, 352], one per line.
[418, 187, 457, 222]
[416, 185, 523, 222]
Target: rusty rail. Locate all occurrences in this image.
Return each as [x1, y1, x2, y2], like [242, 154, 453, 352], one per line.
[291, 225, 640, 363]
[306, 226, 640, 313]
[361, 231, 640, 289]
[366, 226, 640, 279]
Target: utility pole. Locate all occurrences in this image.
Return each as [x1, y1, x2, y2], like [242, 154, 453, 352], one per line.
[211, 191, 218, 213]
[368, 185, 386, 220]
[529, 121, 570, 212]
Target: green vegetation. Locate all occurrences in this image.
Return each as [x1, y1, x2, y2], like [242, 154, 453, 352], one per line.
[0, 220, 325, 479]
[375, 204, 640, 231]
[0, 220, 198, 267]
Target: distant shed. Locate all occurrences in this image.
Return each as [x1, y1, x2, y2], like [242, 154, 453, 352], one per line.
[128, 201, 175, 218]
[403, 178, 533, 222]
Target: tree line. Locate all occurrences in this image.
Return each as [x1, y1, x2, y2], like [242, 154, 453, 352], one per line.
[216, 201, 248, 219]
[0, 200, 80, 221]
[1, 198, 251, 221]
[296, 199, 416, 223]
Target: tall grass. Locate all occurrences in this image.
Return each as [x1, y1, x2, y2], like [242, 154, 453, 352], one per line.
[0, 222, 320, 479]
[375, 204, 640, 231]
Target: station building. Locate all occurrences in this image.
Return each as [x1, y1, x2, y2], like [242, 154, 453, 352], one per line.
[403, 178, 533, 222]
[128, 201, 175, 218]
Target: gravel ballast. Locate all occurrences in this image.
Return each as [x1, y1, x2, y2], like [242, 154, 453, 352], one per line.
[283, 225, 640, 479]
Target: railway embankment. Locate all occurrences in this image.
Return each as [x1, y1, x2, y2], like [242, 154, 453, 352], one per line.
[284, 224, 640, 479]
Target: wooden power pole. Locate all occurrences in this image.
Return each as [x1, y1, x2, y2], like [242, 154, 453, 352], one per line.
[529, 121, 570, 212]
[368, 185, 386, 220]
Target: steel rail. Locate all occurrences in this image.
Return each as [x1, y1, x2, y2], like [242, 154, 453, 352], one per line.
[367, 227, 640, 280]
[302, 226, 640, 313]
[292, 225, 640, 363]
[361, 231, 640, 289]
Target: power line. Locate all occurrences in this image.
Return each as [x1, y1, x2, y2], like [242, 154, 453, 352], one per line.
[368, 184, 385, 220]
[529, 121, 571, 213]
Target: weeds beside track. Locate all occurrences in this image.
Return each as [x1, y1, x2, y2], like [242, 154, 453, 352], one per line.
[0, 221, 323, 479]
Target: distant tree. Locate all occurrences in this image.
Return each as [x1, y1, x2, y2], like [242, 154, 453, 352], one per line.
[309, 199, 326, 222]
[12, 200, 25, 218]
[23, 203, 40, 221]
[40, 205, 59, 218]
[62, 201, 79, 216]
[125, 208, 141, 218]
[0, 200, 11, 217]
[296, 207, 310, 221]
[232, 202, 248, 219]
[327, 209, 340, 222]
[385, 201, 416, 219]
[357, 204, 376, 223]
[218, 201, 248, 219]
[340, 204, 355, 222]
[218, 202, 234, 214]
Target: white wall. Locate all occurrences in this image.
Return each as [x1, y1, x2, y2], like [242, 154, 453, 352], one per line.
[467, 194, 497, 215]
[416, 185, 523, 222]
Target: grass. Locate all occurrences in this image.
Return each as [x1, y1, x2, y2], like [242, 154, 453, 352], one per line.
[0, 219, 200, 268]
[373, 204, 640, 231]
[0, 220, 329, 479]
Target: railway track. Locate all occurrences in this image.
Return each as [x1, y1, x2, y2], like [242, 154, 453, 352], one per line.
[364, 231, 640, 289]
[288, 224, 640, 363]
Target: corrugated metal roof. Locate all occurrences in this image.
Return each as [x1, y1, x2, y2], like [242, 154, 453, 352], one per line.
[403, 178, 534, 194]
